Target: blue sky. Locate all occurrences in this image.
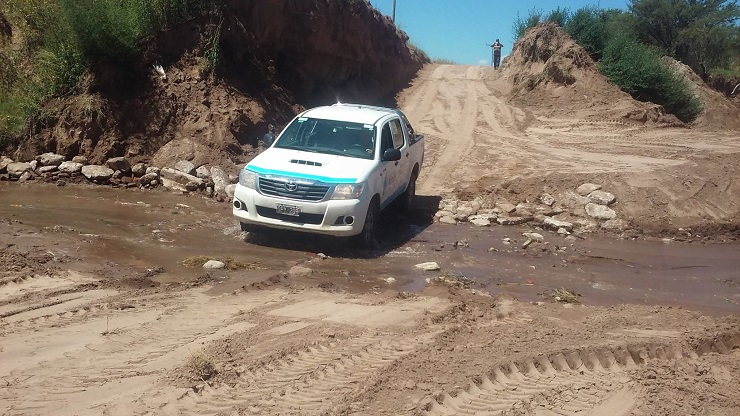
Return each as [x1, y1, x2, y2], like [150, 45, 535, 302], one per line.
[369, 0, 631, 66]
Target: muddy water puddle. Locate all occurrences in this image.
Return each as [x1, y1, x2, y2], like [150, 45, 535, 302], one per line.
[1, 182, 738, 314]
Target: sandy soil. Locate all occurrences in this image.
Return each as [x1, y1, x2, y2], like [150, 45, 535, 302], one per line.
[402, 64, 740, 232]
[0, 211, 740, 416]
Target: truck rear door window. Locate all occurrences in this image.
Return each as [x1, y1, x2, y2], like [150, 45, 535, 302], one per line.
[389, 119, 404, 149]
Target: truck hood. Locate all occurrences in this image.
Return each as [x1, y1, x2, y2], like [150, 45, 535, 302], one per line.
[246, 148, 373, 184]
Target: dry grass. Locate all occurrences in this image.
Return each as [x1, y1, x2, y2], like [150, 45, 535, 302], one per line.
[548, 287, 582, 304]
[185, 349, 217, 381]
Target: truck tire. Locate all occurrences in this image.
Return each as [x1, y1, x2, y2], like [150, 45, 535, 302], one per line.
[353, 197, 379, 248]
[398, 170, 417, 213]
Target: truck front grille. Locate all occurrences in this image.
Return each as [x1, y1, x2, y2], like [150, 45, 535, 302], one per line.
[258, 177, 330, 201]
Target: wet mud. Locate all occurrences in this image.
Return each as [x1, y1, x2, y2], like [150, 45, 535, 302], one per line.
[2, 182, 738, 314]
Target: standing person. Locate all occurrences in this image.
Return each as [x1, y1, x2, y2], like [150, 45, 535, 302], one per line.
[488, 39, 504, 69]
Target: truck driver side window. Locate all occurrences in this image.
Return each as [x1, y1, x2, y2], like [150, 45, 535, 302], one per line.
[389, 119, 404, 149]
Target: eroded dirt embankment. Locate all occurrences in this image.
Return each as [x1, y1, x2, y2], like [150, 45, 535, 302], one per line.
[8, 0, 426, 169]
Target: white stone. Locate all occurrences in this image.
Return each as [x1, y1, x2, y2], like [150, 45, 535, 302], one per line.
[470, 218, 491, 227]
[160, 167, 203, 187]
[38, 165, 58, 174]
[585, 203, 617, 220]
[195, 165, 211, 179]
[523, 232, 544, 241]
[7, 162, 32, 177]
[0, 156, 13, 172]
[203, 260, 225, 269]
[415, 262, 441, 271]
[543, 218, 573, 232]
[58, 161, 83, 174]
[81, 165, 114, 182]
[576, 183, 601, 196]
[559, 191, 590, 210]
[131, 162, 147, 177]
[540, 193, 555, 206]
[225, 184, 237, 199]
[439, 216, 457, 224]
[146, 166, 161, 175]
[37, 152, 65, 166]
[588, 190, 616, 205]
[174, 160, 196, 175]
[497, 216, 533, 225]
[106, 157, 131, 172]
[211, 166, 229, 197]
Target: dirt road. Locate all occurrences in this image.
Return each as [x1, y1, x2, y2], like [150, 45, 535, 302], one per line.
[402, 65, 740, 229]
[2, 63, 740, 415]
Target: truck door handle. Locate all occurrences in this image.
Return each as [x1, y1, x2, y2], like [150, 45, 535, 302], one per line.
[405, 153, 409, 158]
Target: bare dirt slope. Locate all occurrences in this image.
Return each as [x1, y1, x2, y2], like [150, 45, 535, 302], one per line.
[8, 0, 426, 169]
[401, 24, 740, 232]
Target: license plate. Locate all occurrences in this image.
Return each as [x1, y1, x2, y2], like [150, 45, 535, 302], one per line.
[276, 204, 300, 217]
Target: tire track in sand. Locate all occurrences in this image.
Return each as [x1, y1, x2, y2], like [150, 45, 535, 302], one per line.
[422, 333, 740, 415]
[416, 66, 480, 195]
[150, 331, 438, 415]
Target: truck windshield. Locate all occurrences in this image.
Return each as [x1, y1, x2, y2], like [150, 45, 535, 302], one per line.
[274, 117, 376, 160]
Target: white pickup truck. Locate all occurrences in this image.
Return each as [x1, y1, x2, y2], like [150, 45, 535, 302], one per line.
[232, 103, 424, 247]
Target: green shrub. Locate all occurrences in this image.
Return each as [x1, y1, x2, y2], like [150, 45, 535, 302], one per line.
[0, 0, 222, 145]
[512, 8, 544, 39]
[432, 58, 456, 65]
[545, 7, 570, 28]
[565, 6, 609, 60]
[600, 33, 703, 122]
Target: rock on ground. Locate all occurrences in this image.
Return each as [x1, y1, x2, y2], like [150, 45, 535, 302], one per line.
[58, 161, 83, 174]
[585, 203, 617, 220]
[82, 165, 115, 182]
[576, 183, 601, 196]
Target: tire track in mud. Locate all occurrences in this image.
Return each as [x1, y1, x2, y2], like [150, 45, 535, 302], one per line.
[153, 331, 439, 416]
[0, 291, 172, 334]
[422, 333, 740, 415]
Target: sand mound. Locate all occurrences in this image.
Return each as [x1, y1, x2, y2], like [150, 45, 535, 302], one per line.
[662, 57, 740, 130]
[503, 23, 681, 126]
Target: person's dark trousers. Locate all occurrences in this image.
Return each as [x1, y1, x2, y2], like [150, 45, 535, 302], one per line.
[494, 53, 501, 69]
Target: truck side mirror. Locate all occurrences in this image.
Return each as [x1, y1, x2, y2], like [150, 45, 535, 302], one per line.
[262, 133, 275, 147]
[382, 148, 401, 161]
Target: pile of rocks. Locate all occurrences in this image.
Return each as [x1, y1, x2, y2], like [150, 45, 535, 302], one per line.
[435, 182, 627, 234]
[0, 153, 238, 200]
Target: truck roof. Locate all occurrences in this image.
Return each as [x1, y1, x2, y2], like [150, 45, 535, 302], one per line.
[300, 103, 397, 125]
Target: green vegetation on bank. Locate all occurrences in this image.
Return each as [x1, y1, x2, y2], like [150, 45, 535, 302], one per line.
[512, 0, 740, 123]
[0, 0, 222, 148]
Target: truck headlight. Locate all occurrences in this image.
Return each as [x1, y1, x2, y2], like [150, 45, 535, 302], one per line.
[239, 169, 257, 189]
[331, 183, 364, 200]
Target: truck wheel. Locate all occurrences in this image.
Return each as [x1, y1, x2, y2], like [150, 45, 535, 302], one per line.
[399, 171, 417, 213]
[353, 198, 379, 248]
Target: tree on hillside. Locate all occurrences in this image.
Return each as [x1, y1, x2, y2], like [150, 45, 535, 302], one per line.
[628, 0, 740, 77]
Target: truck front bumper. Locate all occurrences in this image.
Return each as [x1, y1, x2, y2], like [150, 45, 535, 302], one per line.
[232, 184, 368, 237]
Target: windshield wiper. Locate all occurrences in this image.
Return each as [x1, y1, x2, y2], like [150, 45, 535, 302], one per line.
[277, 145, 320, 153]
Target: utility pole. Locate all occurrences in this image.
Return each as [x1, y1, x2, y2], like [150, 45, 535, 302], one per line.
[392, 0, 396, 22]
